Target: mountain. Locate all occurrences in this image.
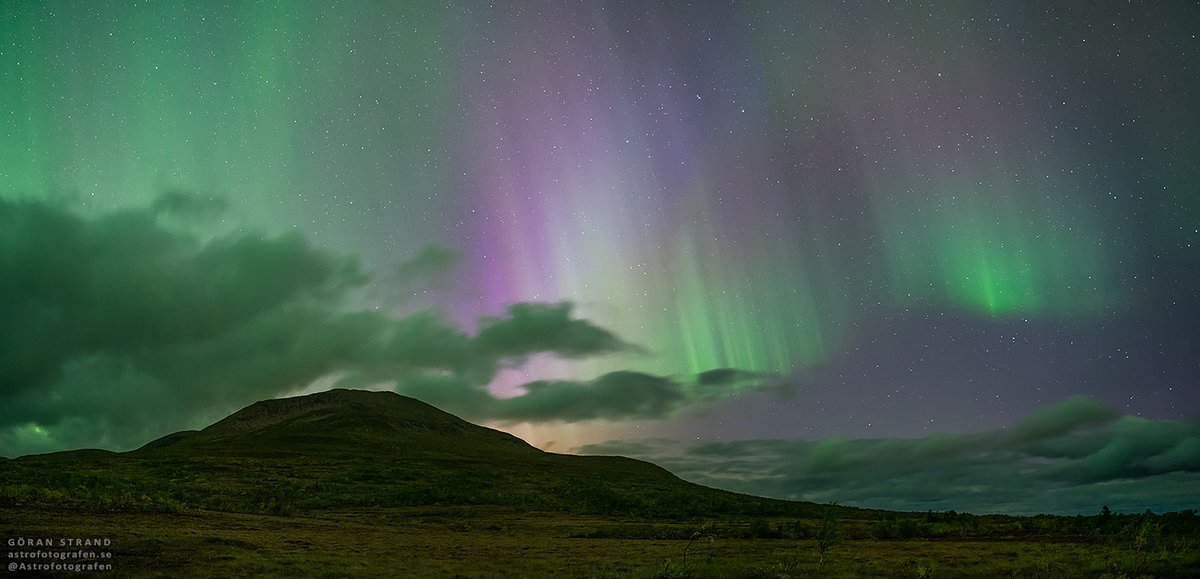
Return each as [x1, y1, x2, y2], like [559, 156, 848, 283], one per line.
[137, 388, 535, 456]
[3, 389, 828, 519]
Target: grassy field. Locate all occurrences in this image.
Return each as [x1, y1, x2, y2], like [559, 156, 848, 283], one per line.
[5, 505, 1197, 578]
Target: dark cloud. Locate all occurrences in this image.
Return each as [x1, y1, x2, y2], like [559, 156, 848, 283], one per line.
[389, 370, 763, 424]
[0, 196, 360, 394]
[1006, 394, 1114, 446]
[577, 397, 1200, 515]
[474, 302, 642, 359]
[150, 189, 229, 220]
[572, 439, 664, 457]
[696, 368, 768, 387]
[491, 371, 683, 421]
[392, 245, 460, 288]
[0, 195, 767, 456]
[1041, 417, 1200, 485]
[0, 195, 367, 454]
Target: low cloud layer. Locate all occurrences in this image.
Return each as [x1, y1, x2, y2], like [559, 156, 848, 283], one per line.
[0, 195, 771, 456]
[392, 245, 460, 290]
[578, 396, 1200, 515]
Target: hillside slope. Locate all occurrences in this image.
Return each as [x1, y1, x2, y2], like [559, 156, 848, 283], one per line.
[138, 388, 536, 457]
[3, 389, 830, 518]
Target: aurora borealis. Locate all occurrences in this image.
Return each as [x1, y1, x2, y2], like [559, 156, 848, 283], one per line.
[2, 1, 1198, 513]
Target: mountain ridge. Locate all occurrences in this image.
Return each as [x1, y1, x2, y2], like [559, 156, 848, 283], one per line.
[8, 387, 816, 518]
[137, 388, 535, 455]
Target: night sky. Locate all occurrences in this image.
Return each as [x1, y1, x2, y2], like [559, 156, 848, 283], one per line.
[2, 1, 1198, 514]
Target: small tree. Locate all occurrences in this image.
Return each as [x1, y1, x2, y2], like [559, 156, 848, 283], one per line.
[816, 503, 843, 567]
[1119, 515, 1164, 576]
[1133, 517, 1160, 553]
[683, 521, 714, 566]
[1098, 504, 1114, 535]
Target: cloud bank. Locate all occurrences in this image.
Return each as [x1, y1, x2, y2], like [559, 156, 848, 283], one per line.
[0, 195, 772, 456]
[578, 396, 1200, 515]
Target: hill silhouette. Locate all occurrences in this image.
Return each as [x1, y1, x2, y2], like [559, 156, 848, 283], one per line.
[4, 389, 831, 519]
[138, 388, 535, 456]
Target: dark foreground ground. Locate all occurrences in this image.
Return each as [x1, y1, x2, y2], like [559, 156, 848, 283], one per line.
[5, 506, 1197, 578]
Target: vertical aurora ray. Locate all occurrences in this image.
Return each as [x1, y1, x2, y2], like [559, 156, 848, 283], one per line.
[663, 189, 830, 378]
[451, 2, 842, 383]
[746, 1, 1129, 321]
